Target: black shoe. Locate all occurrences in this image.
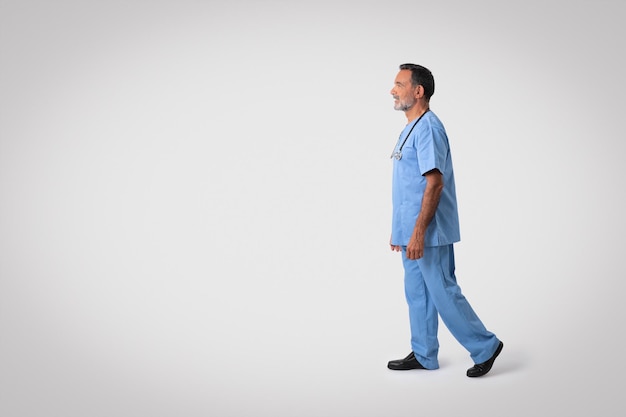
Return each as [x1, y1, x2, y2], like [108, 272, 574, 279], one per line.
[467, 341, 503, 377]
[387, 352, 426, 370]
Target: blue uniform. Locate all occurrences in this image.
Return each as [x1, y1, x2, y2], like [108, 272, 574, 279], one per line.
[391, 110, 500, 369]
[391, 111, 460, 247]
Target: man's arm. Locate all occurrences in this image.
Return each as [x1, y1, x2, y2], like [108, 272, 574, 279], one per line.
[406, 169, 443, 260]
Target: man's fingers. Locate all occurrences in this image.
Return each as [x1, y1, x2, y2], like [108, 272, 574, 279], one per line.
[406, 247, 423, 260]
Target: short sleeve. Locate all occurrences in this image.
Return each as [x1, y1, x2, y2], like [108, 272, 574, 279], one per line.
[416, 119, 448, 176]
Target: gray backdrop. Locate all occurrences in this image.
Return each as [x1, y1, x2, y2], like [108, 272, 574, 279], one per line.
[1, 0, 624, 416]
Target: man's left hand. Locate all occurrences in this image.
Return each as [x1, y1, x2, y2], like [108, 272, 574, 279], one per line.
[406, 233, 425, 260]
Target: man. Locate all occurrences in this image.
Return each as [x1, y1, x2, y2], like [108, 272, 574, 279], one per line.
[387, 63, 503, 377]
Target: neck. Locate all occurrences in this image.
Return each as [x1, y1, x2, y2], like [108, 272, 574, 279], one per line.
[404, 103, 430, 123]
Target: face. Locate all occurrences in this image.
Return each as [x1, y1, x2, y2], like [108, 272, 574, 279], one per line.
[390, 70, 419, 111]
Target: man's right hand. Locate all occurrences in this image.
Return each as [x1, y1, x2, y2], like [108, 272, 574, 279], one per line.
[390, 236, 401, 252]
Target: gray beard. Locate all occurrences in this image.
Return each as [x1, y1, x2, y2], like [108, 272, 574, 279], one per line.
[394, 101, 414, 111]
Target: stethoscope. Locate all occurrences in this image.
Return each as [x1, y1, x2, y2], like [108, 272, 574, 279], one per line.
[390, 109, 430, 160]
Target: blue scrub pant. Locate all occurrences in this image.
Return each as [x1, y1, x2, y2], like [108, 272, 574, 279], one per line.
[402, 244, 500, 369]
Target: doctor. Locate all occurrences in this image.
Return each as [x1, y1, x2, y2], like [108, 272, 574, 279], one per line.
[387, 63, 503, 377]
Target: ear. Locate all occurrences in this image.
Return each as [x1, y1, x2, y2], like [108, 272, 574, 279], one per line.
[413, 85, 423, 99]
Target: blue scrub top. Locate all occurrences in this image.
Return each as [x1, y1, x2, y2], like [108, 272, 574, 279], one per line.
[391, 110, 461, 247]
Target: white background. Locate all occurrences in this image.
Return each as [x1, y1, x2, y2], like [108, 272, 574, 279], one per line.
[1, 0, 624, 416]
